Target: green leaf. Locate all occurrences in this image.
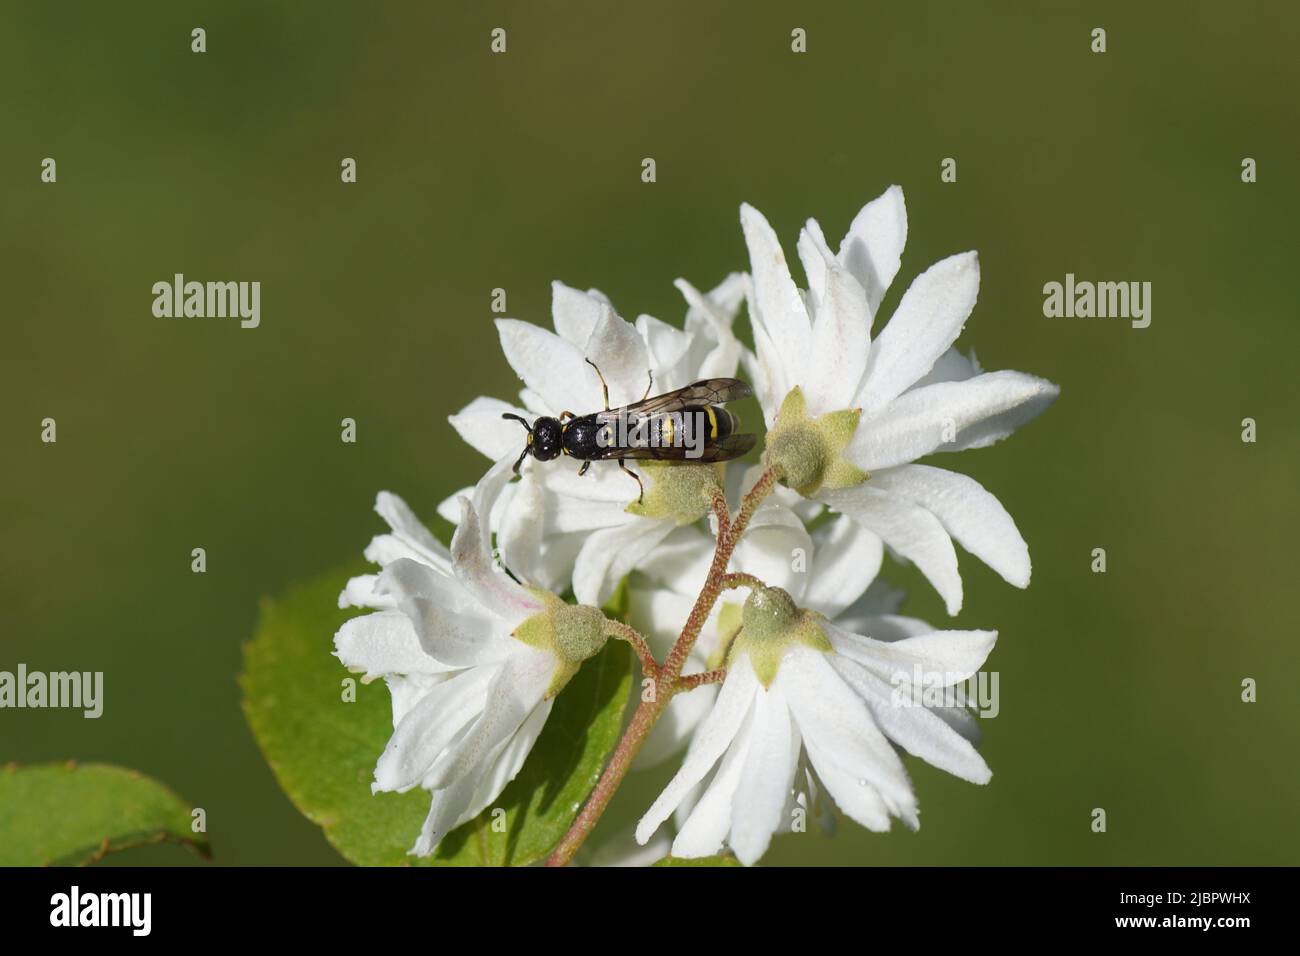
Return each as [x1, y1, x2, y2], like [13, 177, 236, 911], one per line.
[0, 762, 210, 866]
[240, 563, 632, 866]
[653, 854, 742, 867]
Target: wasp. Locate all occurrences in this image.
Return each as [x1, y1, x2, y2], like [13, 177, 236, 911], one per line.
[503, 359, 757, 502]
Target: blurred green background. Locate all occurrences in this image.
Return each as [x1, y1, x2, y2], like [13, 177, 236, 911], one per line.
[2, 1, 1297, 866]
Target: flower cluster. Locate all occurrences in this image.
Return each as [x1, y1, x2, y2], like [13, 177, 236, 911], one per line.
[335, 186, 1058, 865]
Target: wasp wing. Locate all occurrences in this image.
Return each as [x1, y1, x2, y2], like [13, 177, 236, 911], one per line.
[596, 378, 752, 422]
[591, 431, 757, 463]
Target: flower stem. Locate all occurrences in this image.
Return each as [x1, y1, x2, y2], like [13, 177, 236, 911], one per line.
[545, 466, 781, 867]
[604, 619, 659, 679]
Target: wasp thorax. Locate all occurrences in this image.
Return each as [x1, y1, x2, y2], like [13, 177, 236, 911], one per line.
[762, 386, 868, 497]
[730, 585, 832, 686]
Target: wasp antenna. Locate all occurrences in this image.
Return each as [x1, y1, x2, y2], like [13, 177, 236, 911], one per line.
[501, 413, 533, 434]
[512, 446, 530, 476]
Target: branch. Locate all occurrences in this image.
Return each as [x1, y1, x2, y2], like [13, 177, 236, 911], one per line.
[604, 619, 659, 679]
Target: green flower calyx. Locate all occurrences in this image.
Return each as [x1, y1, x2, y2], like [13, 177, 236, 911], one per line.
[763, 386, 868, 497]
[625, 461, 725, 524]
[728, 585, 832, 687]
[512, 590, 611, 698]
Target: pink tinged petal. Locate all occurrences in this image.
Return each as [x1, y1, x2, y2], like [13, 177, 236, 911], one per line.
[830, 656, 991, 784]
[496, 318, 593, 416]
[376, 559, 512, 666]
[729, 684, 800, 865]
[859, 252, 980, 413]
[334, 610, 455, 679]
[849, 370, 1060, 470]
[551, 281, 605, 346]
[776, 648, 918, 825]
[372, 664, 498, 793]
[820, 484, 963, 615]
[804, 738, 893, 832]
[740, 203, 810, 400]
[422, 643, 554, 793]
[450, 456, 544, 625]
[572, 519, 676, 607]
[837, 184, 907, 317]
[670, 705, 756, 860]
[582, 305, 651, 408]
[869, 464, 1031, 588]
[803, 516, 884, 619]
[449, 396, 534, 462]
[635, 661, 760, 846]
[823, 619, 997, 687]
[805, 251, 872, 418]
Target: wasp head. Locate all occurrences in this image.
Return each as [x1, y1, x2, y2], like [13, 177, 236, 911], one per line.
[503, 413, 563, 474]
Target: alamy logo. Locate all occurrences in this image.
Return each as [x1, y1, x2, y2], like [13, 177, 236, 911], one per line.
[0, 664, 103, 718]
[151, 273, 260, 328]
[50, 886, 151, 936]
[1042, 273, 1151, 328]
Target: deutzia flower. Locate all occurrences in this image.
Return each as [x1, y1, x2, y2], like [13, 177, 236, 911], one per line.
[741, 186, 1059, 614]
[630, 491, 984, 769]
[443, 278, 745, 607]
[634, 581, 996, 865]
[334, 456, 612, 856]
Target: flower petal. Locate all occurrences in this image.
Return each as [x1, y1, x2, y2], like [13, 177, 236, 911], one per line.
[496, 318, 592, 416]
[831, 656, 991, 784]
[334, 610, 455, 679]
[449, 456, 544, 624]
[450, 395, 534, 462]
[803, 516, 884, 618]
[837, 184, 907, 316]
[869, 464, 1031, 588]
[729, 684, 799, 865]
[372, 664, 498, 793]
[572, 519, 676, 607]
[670, 704, 756, 859]
[824, 619, 997, 688]
[776, 647, 917, 824]
[806, 254, 872, 419]
[820, 484, 963, 615]
[582, 304, 652, 408]
[636, 661, 759, 845]
[848, 370, 1060, 470]
[551, 281, 605, 346]
[376, 558, 512, 666]
[859, 252, 980, 413]
[740, 203, 810, 403]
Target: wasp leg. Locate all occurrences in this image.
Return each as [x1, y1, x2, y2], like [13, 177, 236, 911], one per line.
[577, 461, 591, 477]
[619, 459, 645, 504]
[585, 358, 611, 411]
[640, 369, 655, 402]
[559, 410, 576, 422]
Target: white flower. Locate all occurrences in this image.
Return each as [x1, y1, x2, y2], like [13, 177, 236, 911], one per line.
[629, 488, 983, 768]
[634, 580, 996, 865]
[741, 186, 1059, 614]
[444, 278, 746, 607]
[335, 456, 609, 856]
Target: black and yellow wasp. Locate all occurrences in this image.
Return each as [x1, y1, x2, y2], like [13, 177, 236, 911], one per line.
[503, 359, 756, 501]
